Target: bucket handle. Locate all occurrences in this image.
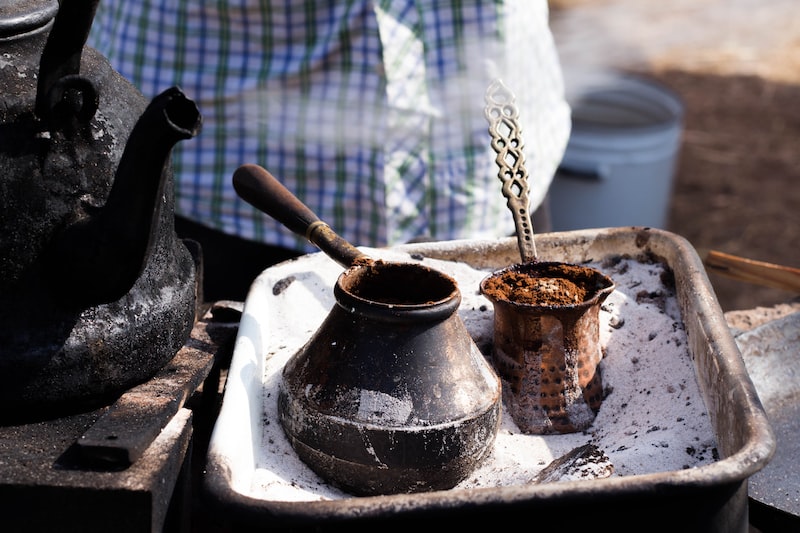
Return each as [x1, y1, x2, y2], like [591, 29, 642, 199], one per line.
[557, 163, 609, 181]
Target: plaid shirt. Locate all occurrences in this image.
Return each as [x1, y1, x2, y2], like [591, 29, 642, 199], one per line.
[89, 0, 570, 252]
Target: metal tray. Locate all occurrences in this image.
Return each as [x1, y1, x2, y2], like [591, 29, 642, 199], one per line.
[204, 227, 774, 532]
[731, 307, 800, 529]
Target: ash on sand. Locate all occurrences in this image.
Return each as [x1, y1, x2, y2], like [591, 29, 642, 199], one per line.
[250, 249, 717, 500]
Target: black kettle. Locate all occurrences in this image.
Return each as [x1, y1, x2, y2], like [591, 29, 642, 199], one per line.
[0, 0, 202, 421]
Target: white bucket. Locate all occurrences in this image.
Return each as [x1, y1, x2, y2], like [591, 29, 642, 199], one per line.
[549, 75, 684, 231]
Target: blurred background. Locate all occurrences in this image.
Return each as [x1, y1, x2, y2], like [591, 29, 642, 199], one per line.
[547, 0, 800, 312]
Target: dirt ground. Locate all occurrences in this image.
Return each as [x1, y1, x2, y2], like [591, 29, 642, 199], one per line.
[656, 69, 800, 311]
[549, 0, 800, 311]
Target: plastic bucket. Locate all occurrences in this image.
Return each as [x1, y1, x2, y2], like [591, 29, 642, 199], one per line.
[549, 75, 684, 231]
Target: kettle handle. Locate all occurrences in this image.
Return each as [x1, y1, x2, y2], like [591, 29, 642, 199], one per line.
[36, 0, 101, 124]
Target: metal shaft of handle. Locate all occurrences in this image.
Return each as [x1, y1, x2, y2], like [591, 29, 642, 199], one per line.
[484, 79, 537, 263]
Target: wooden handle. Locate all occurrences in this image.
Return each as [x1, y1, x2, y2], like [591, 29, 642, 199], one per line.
[704, 250, 800, 293]
[232, 164, 365, 267]
[233, 163, 323, 237]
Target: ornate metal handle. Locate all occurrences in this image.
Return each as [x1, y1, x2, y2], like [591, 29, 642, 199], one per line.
[484, 79, 537, 263]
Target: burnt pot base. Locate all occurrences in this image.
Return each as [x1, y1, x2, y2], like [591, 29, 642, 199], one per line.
[279, 393, 501, 496]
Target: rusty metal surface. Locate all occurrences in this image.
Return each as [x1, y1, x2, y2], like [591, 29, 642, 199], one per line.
[74, 316, 220, 468]
[0, 305, 237, 531]
[730, 308, 800, 522]
[0, 408, 192, 533]
[481, 262, 614, 434]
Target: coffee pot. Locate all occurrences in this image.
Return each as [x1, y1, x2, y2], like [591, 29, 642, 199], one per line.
[0, 0, 202, 420]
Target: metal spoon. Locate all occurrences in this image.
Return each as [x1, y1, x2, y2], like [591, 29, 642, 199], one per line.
[484, 78, 537, 263]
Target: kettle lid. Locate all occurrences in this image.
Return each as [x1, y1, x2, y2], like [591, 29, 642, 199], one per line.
[0, 0, 58, 40]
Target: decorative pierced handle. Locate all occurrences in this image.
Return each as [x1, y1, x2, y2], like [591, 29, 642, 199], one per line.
[484, 79, 537, 263]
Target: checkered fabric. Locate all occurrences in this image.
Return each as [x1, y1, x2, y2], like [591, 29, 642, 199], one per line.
[89, 0, 570, 252]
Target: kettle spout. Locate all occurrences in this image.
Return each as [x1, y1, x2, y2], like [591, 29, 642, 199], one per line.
[45, 87, 202, 308]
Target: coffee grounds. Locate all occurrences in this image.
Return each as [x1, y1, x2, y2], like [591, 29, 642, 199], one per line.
[482, 270, 588, 306]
